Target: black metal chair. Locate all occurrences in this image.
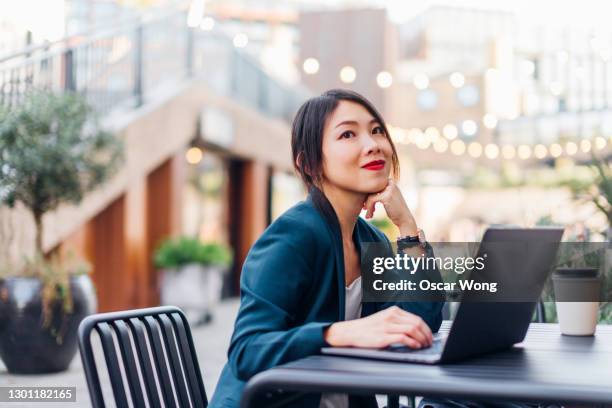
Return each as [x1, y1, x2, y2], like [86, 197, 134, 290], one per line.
[78, 306, 207, 408]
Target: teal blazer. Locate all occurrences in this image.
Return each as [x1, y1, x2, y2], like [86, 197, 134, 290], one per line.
[209, 191, 444, 408]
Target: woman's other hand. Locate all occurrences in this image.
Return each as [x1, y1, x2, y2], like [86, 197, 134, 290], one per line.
[323, 306, 433, 349]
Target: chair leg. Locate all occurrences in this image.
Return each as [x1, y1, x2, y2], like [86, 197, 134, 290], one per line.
[387, 395, 400, 408]
[536, 301, 546, 323]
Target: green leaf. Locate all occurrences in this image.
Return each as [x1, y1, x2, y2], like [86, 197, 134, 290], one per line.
[153, 237, 233, 269]
[0, 89, 124, 220]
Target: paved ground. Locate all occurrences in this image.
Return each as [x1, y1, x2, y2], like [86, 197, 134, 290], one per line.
[0, 299, 240, 407]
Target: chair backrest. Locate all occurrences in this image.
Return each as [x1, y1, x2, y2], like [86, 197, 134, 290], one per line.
[78, 306, 207, 408]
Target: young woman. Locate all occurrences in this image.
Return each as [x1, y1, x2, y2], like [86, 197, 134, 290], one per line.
[209, 89, 444, 408]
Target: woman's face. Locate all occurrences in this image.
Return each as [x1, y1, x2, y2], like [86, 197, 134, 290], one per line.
[320, 100, 393, 194]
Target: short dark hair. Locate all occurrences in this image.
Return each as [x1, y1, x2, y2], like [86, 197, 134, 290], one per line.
[291, 88, 399, 190]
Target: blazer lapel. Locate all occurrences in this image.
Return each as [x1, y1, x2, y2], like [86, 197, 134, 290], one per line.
[307, 190, 345, 321]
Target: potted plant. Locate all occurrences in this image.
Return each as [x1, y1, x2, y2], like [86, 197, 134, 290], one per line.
[0, 90, 123, 373]
[562, 152, 612, 238]
[154, 237, 232, 324]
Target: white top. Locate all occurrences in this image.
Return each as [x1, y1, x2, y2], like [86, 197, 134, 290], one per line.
[318, 277, 363, 408]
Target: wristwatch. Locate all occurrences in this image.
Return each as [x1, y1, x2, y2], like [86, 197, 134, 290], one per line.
[397, 228, 427, 251]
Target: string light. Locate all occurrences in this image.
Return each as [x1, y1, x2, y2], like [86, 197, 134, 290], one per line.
[303, 58, 320, 75]
[461, 120, 478, 136]
[502, 145, 516, 159]
[450, 140, 466, 155]
[518, 145, 532, 160]
[200, 17, 214, 31]
[376, 71, 393, 88]
[449, 72, 465, 88]
[388, 122, 611, 160]
[415, 132, 432, 149]
[550, 143, 563, 158]
[340, 66, 357, 84]
[443, 124, 458, 140]
[186, 147, 203, 164]
[233, 33, 248, 48]
[424, 126, 440, 141]
[391, 127, 407, 144]
[468, 142, 483, 158]
[482, 114, 498, 129]
[565, 141, 578, 156]
[484, 144, 499, 159]
[534, 144, 548, 159]
[413, 74, 429, 90]
[580, 139, 591, 153]
[433, 138, 449, 153]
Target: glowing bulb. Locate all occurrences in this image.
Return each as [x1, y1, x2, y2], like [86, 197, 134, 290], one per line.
[565, 142, 578, 156]
[550, 143, 563, 157]
[391, 127, 407, 144]
[233, 33, 248, 48]
[200, 17, 215, 30]
[424, 126, 440, 141]
[407, 128, 422, 144]
[502, 145, 516, 159]
[461, 120, 478, 136]
[482, 114, 498, 129]
[484, 144, 499, 159]
[443, 124, 458, 140]
[186, 147, 203, 164]
[534, 144, 548, 159]
[580, 139, 592, 153]
[303, 58, 320, 75]
[518, 145, 532, 160]
[413, 73, 429, 90]
[433, 138, 448, 153]
[376, 71, 393, 88]
[340, 66, 357, 83]
[450, 140, 466, 155]
[468, 142, 483, 158]
[449, 72, 465, 88]
[415, 133, 431, 149]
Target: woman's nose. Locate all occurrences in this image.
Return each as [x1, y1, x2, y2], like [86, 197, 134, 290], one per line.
[362, 133, 381, 154]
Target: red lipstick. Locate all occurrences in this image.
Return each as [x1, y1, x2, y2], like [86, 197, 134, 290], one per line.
[362, 159, 385, 171]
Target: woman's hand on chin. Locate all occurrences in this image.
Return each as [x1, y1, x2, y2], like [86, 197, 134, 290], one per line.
[362, 178, 418, 236]
[323, 306, 433, 349]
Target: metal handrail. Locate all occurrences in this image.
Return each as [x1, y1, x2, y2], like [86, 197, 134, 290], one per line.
[0, 7, 309, 123]
[0, 6, 187, 63]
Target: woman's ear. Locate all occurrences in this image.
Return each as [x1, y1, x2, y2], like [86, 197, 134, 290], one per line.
[296, 151, 311, 177]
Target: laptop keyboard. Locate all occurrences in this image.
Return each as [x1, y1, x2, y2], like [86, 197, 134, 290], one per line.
[385, 337, 445, 355]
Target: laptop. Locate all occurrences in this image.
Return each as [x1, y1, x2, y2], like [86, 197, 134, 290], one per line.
[321, 227, 564, 364]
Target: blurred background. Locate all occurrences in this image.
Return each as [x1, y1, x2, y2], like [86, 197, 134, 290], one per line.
[2, 1, 612, 402]
[1, 0, 611, 312]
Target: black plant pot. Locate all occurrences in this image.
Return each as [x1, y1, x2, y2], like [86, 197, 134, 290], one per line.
[0, 275, 97, 374]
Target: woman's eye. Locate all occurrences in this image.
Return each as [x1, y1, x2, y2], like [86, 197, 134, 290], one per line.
[373, 126, 384, 134]
[340, 131, 354, 139]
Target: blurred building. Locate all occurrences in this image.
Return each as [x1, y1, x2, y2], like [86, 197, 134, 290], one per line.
[0, 5, 307, 311]
[386, 5, 612, 170]
[297, 8, 398, 116]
